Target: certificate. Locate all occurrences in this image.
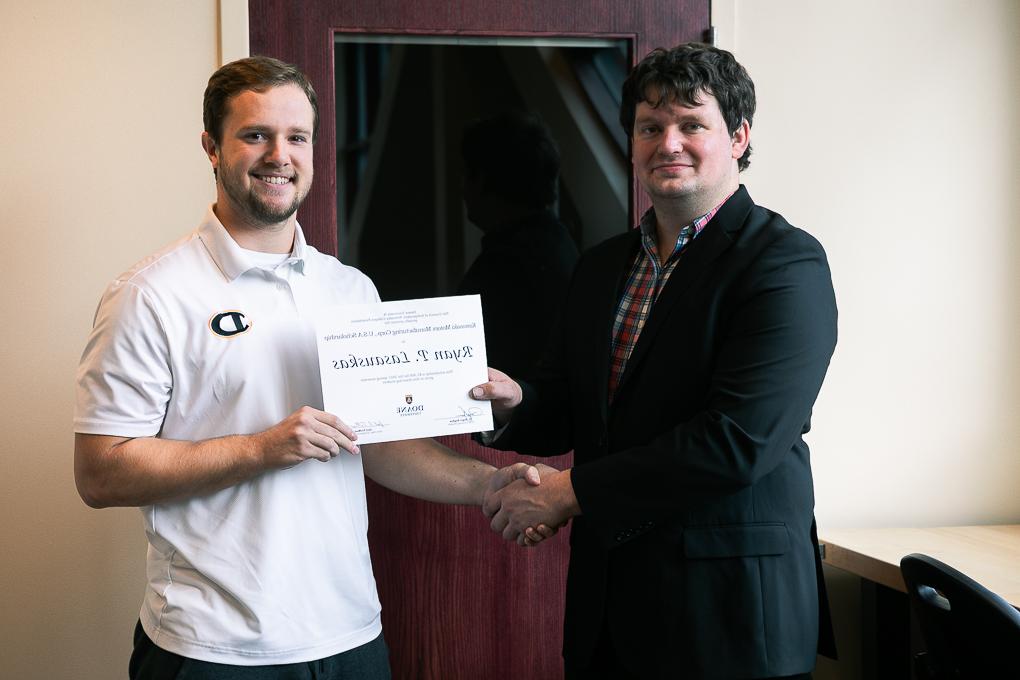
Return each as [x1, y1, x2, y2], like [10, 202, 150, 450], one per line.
[315, 295, 494, 444]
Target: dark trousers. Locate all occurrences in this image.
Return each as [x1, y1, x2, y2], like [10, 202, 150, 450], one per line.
[564, 619, 813, 680]
[567, 656, 812, 680]
[129, 622, 391, 680]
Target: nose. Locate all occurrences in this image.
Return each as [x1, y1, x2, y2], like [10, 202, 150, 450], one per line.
[659, 126, 683, 155]
[263, 136, 290, 166]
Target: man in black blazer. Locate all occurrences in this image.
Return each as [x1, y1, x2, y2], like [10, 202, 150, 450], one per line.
[473, 44, 837, 679]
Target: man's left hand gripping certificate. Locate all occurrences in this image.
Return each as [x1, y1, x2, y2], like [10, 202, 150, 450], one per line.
[315, 295, 494, 444]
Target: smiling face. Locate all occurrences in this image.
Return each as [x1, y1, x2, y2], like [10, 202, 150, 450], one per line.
[631, 91, 749, 212]
[202, 83, 314, 236]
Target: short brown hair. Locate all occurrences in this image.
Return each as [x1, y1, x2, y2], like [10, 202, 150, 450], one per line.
[203, 56, 319, 145]
[621, 44, 756, 171]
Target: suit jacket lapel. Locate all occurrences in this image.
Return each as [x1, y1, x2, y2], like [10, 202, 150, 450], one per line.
[592, 229, 642, 422]
[612, 187, 755, 402]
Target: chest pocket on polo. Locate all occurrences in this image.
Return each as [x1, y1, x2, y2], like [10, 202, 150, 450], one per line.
[204, 310, 257, 405]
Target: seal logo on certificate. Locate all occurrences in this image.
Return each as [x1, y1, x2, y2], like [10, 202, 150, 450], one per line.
[315, 295, 494, 444]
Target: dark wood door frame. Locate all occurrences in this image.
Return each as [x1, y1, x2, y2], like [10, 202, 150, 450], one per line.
[250, 0, 710, 256]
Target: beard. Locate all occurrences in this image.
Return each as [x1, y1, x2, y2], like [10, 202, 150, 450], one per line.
[218, 161, 308, 227]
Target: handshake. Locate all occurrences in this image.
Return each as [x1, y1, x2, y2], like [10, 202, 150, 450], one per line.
[470, 367, 581, 547]
[481, 462, 578, 547]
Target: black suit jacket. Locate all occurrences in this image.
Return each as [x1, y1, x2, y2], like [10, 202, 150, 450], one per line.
[492, 186, 837, 678]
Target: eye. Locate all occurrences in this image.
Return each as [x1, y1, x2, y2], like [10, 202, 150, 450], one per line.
[683, 122, 706, 132]
[290, 135, 309, 144]
[637, 124, 659, 136]
[244, 131, 267, 142]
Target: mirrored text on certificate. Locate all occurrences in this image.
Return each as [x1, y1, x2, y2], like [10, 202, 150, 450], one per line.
[315, 295, 494, 444]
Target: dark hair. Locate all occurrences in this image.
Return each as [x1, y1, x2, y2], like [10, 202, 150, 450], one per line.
[461, 111, 560, 209]
[203, 56, 319, 145]
[620, 43, 755, 171]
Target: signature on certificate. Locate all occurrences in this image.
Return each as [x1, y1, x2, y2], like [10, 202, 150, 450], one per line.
[437, 406, 483, 425]
[353, 420, 387, 433]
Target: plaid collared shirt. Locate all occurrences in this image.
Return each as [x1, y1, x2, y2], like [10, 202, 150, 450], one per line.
[607, 197, 730, 401]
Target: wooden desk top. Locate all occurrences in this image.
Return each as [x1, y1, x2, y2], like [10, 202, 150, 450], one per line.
[819, 525, 1020, 606]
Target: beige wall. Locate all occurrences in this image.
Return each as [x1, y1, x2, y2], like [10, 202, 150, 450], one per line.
[0, 1, 219, 678]
[1, 1, 1016, 678]
[728, 0, 1020, 530]
[717, 1, 1020, 678]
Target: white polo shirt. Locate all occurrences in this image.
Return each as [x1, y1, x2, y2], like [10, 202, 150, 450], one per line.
[75, 207, 383, 665]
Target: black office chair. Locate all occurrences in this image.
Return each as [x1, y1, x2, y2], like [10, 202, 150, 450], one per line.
[900, 553, 1020, 679]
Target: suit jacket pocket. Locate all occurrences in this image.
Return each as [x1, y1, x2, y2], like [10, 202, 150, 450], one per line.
[674, 522, 790, 677]
[682, 522, 789, 558]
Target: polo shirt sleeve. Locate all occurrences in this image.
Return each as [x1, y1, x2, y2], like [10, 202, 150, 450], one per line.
[74, 279, 172, 437]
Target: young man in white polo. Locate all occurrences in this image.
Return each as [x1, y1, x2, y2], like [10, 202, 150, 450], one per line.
[74, 56, 539, 680]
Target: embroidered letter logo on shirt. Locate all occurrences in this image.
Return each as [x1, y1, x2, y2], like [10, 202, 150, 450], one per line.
[209, 311, 252, 338]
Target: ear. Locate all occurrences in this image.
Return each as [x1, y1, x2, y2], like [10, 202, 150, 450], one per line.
[730, 119, 751, 160]
[201, 131, 219, 172]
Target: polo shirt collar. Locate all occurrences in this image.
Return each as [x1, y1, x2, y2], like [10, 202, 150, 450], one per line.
[198, 205, 310, 281]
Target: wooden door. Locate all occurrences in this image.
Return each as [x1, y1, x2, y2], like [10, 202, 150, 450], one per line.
[250, 3, 709, 678]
